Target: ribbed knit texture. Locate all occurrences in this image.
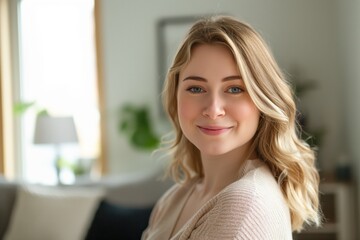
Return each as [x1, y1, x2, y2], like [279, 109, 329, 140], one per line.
[142, 159, 292, 240]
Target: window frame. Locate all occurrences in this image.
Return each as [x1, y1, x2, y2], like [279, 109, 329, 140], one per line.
[0, 0, 107, 179]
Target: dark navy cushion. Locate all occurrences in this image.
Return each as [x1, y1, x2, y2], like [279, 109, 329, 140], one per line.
[85, 200, 153, 240]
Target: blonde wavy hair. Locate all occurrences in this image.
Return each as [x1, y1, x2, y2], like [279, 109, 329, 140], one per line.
[162, 15, 321, 231]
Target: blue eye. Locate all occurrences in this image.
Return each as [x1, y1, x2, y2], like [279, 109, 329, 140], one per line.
[187, 87, 204, 93]
[227, 87, 243, 94]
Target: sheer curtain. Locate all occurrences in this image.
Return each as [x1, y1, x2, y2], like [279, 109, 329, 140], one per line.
[18, 0, 100, 184]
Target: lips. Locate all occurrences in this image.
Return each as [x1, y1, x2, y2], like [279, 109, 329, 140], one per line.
[197, 125, 233, 136]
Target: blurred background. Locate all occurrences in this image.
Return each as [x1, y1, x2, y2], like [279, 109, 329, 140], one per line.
[1, 0, 359, 239]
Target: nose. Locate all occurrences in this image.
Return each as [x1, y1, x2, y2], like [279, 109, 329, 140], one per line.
[202, 94, 225, 119]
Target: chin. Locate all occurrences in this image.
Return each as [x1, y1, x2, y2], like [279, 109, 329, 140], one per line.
[197, 145, 232, 156]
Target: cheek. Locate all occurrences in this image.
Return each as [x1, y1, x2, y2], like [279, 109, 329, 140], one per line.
[177, 93, 198, 124]
[231, 99, 260, 124]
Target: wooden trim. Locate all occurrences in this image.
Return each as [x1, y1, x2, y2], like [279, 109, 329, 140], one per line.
[0, 0, 19, 179]
[0, 0, 15, 177]
[94, 0, 108, 175]
[0, 0, 9, 175]
[0, 46, 3, 174]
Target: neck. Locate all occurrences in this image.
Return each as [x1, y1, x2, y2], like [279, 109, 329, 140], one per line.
[198, 145, 256, 197]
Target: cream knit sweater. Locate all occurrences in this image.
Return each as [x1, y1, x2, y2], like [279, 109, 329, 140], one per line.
[142, 159, 293, 240]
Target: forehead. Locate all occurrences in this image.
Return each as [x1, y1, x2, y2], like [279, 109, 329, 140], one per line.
[180, 44, 240, 77]
[190, 43, 235, 62]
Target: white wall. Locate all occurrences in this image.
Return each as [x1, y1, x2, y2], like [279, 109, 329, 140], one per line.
[336, 0, 360, 229]
[99, 0, 344, 175]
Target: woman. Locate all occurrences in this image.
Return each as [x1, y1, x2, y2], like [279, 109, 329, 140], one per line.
[142, 15, 321, 240]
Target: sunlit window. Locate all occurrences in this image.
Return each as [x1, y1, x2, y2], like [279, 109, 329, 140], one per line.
[18, 0, 99, 185]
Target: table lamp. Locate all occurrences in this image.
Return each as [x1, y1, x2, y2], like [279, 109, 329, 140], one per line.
[33, 115, 78, 183]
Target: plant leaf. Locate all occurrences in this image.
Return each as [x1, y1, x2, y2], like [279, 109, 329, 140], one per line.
[13, 101, 36, 115]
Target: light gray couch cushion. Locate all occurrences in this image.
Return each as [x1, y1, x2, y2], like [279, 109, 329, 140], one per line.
[4, 185, 104, 240]
[74, 169, 173, 207]
[0, 179, 17, 239]
[104, 174, 173, 207]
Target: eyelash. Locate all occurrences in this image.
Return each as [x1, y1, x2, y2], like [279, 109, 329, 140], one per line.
[226, 86, 244, 94]
[186, 86, 204, 93]
[186, 86, 244, 94]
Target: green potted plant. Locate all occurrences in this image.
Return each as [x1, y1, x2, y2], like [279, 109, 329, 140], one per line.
[118, 103, 160, 150]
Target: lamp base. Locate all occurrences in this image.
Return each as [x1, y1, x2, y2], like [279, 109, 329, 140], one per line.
[54, 155, 62, 185]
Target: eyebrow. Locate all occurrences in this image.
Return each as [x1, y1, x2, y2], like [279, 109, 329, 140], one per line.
[182, 75, 242, 82]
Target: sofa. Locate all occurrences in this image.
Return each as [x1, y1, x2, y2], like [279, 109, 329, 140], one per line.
[0, 169, 173, 240]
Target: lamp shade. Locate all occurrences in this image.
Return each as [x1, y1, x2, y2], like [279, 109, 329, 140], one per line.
[33, 115, 78, 144]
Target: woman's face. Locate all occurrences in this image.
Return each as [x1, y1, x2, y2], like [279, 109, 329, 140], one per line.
[177, 44, 260, 158]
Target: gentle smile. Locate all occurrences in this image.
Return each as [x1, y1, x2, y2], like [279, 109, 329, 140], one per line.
[197, 126, 233, 136]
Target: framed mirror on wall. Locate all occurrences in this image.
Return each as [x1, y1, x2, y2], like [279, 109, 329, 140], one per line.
[0, 0, 107, 184]
[156, 16, 199, 117]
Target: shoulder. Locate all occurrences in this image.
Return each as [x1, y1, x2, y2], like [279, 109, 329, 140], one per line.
[219, 159, 291, 220]
[206, 160, 292, 239]
[233, 159, 285, 201]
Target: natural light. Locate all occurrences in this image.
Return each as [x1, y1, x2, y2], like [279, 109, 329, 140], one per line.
[19, 0, 99, 185]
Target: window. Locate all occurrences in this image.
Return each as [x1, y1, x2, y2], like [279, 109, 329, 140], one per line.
[1, 0, 106, 184]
